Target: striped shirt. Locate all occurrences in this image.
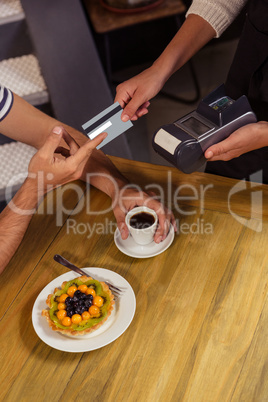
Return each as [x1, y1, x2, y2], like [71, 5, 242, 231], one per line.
[0, 85, 13, 122]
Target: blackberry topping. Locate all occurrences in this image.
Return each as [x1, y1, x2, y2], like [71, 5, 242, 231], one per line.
[73, 290, 82, 300]
[63, 289, 94, 318]
[53, 282, 107, 328]
[66, 309, 74, 317]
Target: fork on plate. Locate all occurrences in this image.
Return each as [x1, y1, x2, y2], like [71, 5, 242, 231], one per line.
[53, 254, 123, 298]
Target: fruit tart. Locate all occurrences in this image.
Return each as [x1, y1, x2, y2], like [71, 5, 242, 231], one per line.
[42, 275, 115, 336]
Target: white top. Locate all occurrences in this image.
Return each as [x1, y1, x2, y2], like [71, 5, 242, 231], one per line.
[186, 0, 248, 37]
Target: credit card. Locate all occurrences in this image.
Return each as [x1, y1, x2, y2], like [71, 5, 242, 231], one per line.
[82, 102, 133, 149]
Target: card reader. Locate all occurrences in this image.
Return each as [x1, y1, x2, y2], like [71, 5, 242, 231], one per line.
[152, 84, 257, 173]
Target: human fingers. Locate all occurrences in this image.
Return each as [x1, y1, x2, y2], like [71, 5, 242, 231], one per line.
[115, 82, 133, 109]
[116, 95, 150, 121]
[204, 129, 245, 161]
[38, 126, 64, 157]
[153, 206, 176, 243]
[113, 205, 129, 240]
[116, 187, 176, 242]
[136, 101, 150, 118]
[206, 122, 268, 161]
[205, 124, 259, 161]
[54, 146, 71, 158]
[60, 126, 80, 155]
[115, 78, 151, 121]
[205, 139, 241, 161]
[71, 131, 107, 165]
[121, 94, 150, 122]
[136, 193, 176, 242]
[138, 101, 150, 111]
[143, 192, 177, 242]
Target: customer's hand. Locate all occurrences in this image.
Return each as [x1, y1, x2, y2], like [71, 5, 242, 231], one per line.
[205, 122, 268, 161]
[112, 187, 176, 243]
[28, 126, 107, 194]
[115, 65, 165, 122]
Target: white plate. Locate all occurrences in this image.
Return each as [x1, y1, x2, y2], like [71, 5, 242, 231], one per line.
[114, 225, 175, 258]
[32, 268, 136, 352]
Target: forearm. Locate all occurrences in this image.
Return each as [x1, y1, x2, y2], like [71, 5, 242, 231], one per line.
[151, 0, 247, 82]
[0, 178, 40, 273]
[0, 94, 57, 148]
[81, 152, 128, 198]
[186, 0, 248, 38]
[1, 93, 129, 197]
[151, 14, 216, 85]
[253, 122, 268, 148]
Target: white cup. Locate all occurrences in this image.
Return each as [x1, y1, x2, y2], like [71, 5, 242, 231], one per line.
[125, 206, 158, 245]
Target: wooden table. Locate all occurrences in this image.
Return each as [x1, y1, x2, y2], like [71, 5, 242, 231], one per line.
[83, 0, 186, 33]
[2, 157, 268, 401]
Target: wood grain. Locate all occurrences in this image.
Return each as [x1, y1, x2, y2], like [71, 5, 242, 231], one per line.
[2, 158, 268, 402]
[84, 0, 186, 34]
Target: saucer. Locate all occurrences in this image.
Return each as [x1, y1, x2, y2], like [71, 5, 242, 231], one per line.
[114, 225, 175, 258]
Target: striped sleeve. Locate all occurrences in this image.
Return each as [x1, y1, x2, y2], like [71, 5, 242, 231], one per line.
[0, 85, 14, 122]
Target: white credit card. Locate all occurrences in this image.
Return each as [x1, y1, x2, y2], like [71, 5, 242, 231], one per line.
[82, 102, 133, 149]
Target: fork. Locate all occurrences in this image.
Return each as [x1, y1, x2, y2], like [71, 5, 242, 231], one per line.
[53, 254, 123, 298]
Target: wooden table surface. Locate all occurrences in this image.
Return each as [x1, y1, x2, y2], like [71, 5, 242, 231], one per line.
[1, 157, 268, 401]
[84, 0, 186, 33]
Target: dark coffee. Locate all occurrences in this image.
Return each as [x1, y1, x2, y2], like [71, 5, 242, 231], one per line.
[129, 212, 155, 229]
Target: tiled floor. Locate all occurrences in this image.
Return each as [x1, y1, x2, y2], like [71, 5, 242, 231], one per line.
[113, 38, 239, 166]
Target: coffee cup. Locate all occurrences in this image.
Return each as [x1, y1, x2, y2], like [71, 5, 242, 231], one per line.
[125, 206, 158, 245]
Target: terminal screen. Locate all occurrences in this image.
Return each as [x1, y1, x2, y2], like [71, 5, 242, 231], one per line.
[182, 117, 210, 135]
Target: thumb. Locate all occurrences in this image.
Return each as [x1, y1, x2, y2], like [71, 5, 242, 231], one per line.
[118, 221, 129, 240]
[39, 126, 64, 156]
[205, 147, 215, 159]
[121, 97, 146, 122]
[72, 131, 107, 164]
[113, 207, 129, 239]
[88, 131, 108, 148]
[205, 141, 228, 159]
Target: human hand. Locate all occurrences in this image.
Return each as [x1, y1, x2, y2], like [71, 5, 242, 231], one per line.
[28, 126, 107, 194]
[205, 122, 268, 161]
[112, 187, 177, 243]
[115, 66, 165, 122]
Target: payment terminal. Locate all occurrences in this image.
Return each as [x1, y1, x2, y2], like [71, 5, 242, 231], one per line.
[152, 84, 257, 173]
